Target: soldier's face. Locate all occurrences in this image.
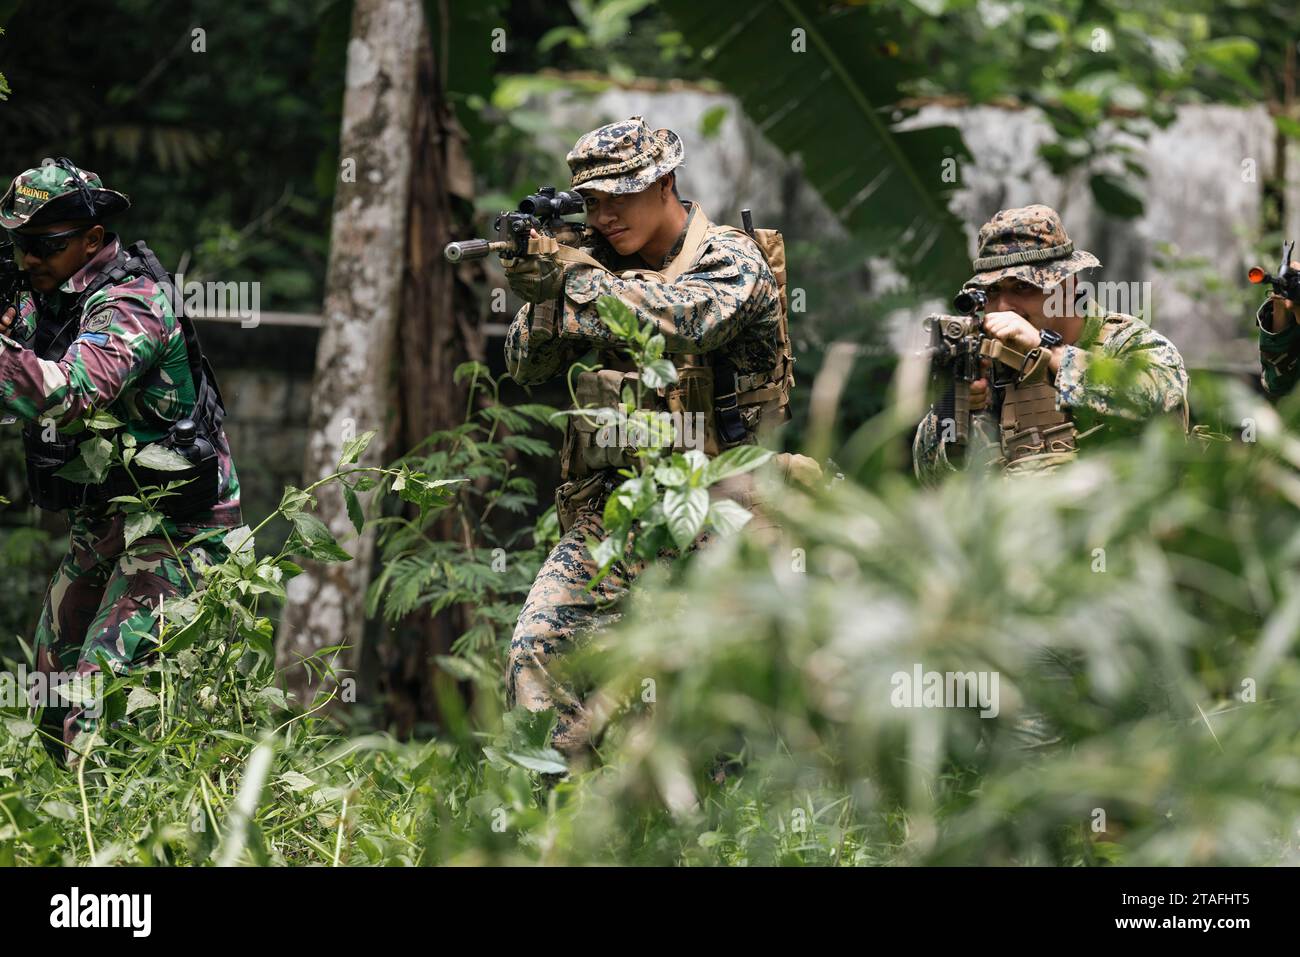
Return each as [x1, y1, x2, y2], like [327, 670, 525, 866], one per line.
[582, 185, 666, 256]
[985, 278, 1051, 325]
[14, 220, 104, 293]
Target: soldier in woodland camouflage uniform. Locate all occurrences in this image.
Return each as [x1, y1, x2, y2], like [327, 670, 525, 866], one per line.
[914, 204, 1189, 484]
[501, 117, 794, 757]
[0, 159, 242, 757]
[1255, 255, 1300, 399]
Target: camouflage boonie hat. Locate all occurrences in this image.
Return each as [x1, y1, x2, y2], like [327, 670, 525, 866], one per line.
[966, 204, 1100, 290]
[0, 158, 130, 230]
[566, 115, 684, 195]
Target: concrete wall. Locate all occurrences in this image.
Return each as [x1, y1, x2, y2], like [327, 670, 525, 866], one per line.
[204, 90, 1288, 506]
[543, 87, 1284, 368]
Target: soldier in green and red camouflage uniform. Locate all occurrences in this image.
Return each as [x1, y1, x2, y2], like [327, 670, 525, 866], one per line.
[0, 159, 242, 759]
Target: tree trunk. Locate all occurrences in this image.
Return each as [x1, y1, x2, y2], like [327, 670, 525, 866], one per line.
[376, 1, 486, 735]
[277, 0, 422, 707]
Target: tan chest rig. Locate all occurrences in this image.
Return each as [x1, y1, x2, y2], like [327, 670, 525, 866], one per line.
[535, 207, 794, 487]
[979, 337, 1082, 470]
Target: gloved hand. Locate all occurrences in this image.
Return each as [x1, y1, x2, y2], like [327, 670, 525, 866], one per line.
[505, 253, 565, 305]
[773, 452, 824, 487]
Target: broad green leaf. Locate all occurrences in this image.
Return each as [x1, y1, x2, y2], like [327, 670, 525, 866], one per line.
[659, 0, 969, 289]
[124, 511, 162, 549]
[701, 445, 774, 487]
[134, 443, 193, 471]
[654, 463, 689, 488]
[125, 686, 160, 715]
[504, 747, 569, 775]
[339, 429, 377, 467]
[664, 485, 709, 550]
[397, 475, 465, 511]
[2, 717, 35, 740]
[224, 525, 256, 560]
[699, 104, 728, 138]
[87, 410, 124, 432]
[55, 435, 113, 483]
[642, 358, 678, 390]
[1275, 116, 1300, 141]
[279, 486, 312, 514]
[1089, 173, 1145, 219]
[706, 498, 754, 536]
[344, 485, 364, 534]
[682, 448, 709, 477]
[596, 295, 638, 339]
[278, 771, 317, 793]
[587, 534, 622, 571]
[289, 512, 353, 562]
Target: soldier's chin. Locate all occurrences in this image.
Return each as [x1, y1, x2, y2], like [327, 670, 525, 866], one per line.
[606, 230, 636, 254]
[29, 275, 57, 294]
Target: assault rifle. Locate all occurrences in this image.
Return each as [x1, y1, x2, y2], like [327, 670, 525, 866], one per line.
[1, 238, 30, 320]
[1248, 240, 1300, 304]
[921, 288, 990, 447]
[444, 186, 589, 264]
[1, 240, 30, 425]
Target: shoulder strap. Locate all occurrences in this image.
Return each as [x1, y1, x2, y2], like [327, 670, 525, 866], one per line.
[121, 241, 226, 416]
[660, 206, 712, 282]
[73, 246, 133, 312]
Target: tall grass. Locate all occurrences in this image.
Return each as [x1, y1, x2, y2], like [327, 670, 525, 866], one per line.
[2, 357, 1298, 865]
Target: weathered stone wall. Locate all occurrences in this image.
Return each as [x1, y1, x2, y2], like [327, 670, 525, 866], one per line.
[206, 90, 1289, 501]
[197, 320, 319, 531]
[544, 87, 1284, 368]
[907, 102, 1277, 367]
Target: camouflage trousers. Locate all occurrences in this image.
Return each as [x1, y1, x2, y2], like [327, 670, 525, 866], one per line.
[506, 471, 779, 757]
[506, 492, 646, 757]
[33, 511, 227, 754]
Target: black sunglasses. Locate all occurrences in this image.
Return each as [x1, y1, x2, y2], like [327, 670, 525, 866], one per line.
[7, 225, 92, 259]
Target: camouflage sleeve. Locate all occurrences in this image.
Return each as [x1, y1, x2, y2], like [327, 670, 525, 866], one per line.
[912, 408, 1001, 486]
[1054, 322, 1188, 425]
[1256, 298, 1300, 399]
[912, 410, 954, 486]
[504, 298, 589, 386]
[557, 233, 777, 354]
[0, 290, 169, 428]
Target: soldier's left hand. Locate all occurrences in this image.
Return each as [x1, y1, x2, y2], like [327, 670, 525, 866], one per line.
[983, 310, 1041, 353]
[504, 229, 565, 304]
[0, 307, 14, 336]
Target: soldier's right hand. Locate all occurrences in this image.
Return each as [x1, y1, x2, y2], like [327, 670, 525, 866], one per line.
[0, 306, 15, 336]
[970, 376, 989, 411]
[1268, 261, 1300, 332]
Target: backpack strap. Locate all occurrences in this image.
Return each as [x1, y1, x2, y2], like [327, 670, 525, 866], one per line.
[660, 206, 711, 282]
[712, 222, 794, 442]
[121, 241, 228, 420]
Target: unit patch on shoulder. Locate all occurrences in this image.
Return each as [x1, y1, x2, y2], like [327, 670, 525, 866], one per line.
[82, 308, 115, 333]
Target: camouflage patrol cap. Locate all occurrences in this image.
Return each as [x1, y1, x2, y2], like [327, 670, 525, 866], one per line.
[0, 158, 130, 230]
[566, 115, 684, 195]
[966, 204, 1100, 290]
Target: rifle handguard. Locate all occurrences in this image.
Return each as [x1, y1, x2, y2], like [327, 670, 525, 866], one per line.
[979, 338, 1051, 385]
